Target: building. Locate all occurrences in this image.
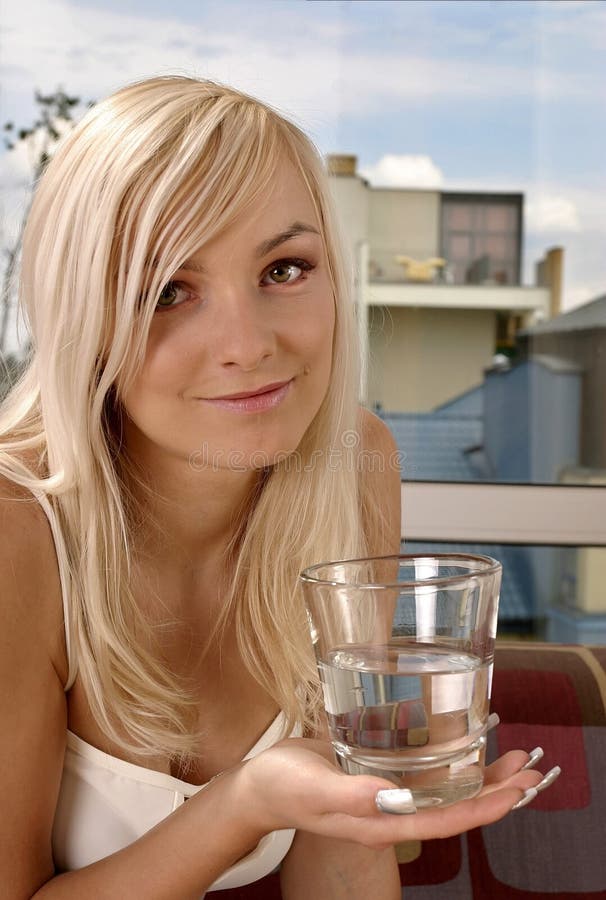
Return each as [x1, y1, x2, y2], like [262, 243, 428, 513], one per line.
[380, 295, 605, 641]
[327, 154, 558, 413]
[518, 294, 606, 641]
[519, 293, 606, 472]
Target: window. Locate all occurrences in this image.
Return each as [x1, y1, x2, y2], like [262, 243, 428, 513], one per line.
[440, 194, 522, 286]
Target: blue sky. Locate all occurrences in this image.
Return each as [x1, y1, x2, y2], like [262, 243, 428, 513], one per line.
[1, 0, 604, 314]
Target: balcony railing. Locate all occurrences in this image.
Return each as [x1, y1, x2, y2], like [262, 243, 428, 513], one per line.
[366, 247, 518, 287]
[356, 244, 550, 315]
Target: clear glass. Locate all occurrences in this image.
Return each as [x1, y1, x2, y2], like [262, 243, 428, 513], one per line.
[301, 553, 502, 808]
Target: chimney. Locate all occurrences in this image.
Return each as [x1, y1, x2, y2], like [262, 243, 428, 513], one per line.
[326, 154, 357, 177]
[535, 246, 564, 318]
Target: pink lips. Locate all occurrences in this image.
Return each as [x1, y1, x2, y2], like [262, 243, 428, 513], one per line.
[202, 379, 294, 413]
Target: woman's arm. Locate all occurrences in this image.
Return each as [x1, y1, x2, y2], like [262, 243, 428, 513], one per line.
[33, 739, 548, 900]
[280, 410, 404, 899]
[280, 833, 400, 900]
[32, 771, 264, 899]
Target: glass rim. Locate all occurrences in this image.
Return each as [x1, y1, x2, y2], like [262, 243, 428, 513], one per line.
[300, 552, 502, 590]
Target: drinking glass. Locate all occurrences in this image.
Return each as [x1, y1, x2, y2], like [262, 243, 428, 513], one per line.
[300, 553, 502, 808]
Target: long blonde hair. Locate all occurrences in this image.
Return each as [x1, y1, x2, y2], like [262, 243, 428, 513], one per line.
[0, 76, 367, 760]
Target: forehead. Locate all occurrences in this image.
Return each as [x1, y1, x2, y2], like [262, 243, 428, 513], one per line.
[216, 158, 321, 247]
[182, 161, 323, 270]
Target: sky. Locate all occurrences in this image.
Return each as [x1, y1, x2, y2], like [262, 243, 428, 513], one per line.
[0, 0, 605, 348]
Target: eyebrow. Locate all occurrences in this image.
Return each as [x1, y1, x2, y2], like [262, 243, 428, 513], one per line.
[255, 221, 320, 257]
[178, 221, 321, 273]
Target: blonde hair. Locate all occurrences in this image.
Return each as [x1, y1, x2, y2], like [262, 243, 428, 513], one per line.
[0, 76, 368, 760]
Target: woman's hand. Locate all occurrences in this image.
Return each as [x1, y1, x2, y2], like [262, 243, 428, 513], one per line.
[239, 737, 557, 850]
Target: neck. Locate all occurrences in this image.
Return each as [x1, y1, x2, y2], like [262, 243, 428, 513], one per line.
[122, 443, 263, 571]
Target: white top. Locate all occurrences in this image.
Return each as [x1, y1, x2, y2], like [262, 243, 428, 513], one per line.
[35, 493, 297, 893]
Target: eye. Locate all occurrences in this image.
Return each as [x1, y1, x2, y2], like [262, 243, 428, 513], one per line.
[261, 258, 314, 286]
[155, 281, 194, 310]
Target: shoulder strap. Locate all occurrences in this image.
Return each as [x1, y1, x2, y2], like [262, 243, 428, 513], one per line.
[34, 492, 78, 692]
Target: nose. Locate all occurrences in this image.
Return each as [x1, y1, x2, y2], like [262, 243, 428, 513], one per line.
[210, 286, 276, 371]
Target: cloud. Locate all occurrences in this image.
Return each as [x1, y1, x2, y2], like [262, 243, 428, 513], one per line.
[0, 146, 35, 246]
[1, 0, 604, 143]
[0, 0, 346, 136]
[526, 195, 581, 234]
[0, 0, 603, 320]
[360, 154, 444, 189]
[0, 118, 76, 243]
[535, 0, 606, 52]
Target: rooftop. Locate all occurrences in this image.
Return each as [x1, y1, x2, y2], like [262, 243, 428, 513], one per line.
[382, 399, 533, 624]
[381, 397, 486, 483]
[522, 294, 606, 336]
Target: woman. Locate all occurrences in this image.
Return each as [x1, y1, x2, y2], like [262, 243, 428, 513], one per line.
[0, 76, 554, 898]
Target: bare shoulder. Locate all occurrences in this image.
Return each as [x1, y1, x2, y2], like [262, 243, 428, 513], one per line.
[0, 471, 48, 530]
[0, 473, 68, 892]
[357, 406, 398, 456]
[0, 473, 59, 584]
[0, 473, 67, 682]
[357, 407, 401, 555]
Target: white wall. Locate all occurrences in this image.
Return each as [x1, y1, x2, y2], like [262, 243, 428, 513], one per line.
[328, 175, 369, 277]
[368, 306, 496, 412]
[368, 189, 440, 281]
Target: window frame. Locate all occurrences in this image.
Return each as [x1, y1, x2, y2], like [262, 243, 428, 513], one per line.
[402, 481, 606, 546]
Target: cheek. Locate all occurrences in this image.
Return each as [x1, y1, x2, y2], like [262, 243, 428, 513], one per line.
[119, 340, 184, 427]
[127, 324, 196, 401]
[301, 291, 336, 364]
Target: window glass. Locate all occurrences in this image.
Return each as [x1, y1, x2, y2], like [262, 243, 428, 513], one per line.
[439, 197, 521, 286]
[0, 0, 603, 643]
[403, 541, 606, 646]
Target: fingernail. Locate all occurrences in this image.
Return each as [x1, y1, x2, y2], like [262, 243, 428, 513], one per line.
[376, 788, 417, 815]
[536, 765, 561, 792]
[512, 787, 538, 810]
[522, 747, 544, 770]
[487, 712, 500, 731]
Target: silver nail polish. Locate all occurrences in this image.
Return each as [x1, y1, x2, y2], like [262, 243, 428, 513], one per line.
[536, 765, 561, 792]
[512, 787, 538, 810]
[375, 788, 417, 815]
[522, 747, 544, 770]
[487, 712, 500, 731]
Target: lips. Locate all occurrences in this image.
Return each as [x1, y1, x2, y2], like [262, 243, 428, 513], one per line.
[201, 379, 294, 413]
[211, 380, 292, 401]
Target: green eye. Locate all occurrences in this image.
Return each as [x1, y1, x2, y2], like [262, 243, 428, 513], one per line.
[157, 282, 178, 307]
[268, 264, 298, 284]
[261, 258, 313, 287]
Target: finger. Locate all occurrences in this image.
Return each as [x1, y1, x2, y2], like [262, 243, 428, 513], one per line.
[396, 785, 527, 838]
[535, 766, 561, 794]
[483, 749, 561, 794]
[375, 788, 416, 814]
[522, 747, 544, 770]
[328, 774, 408, 817]
[335, 784, 529, 847]
[487, 712, 500, 731]
[484, 749, 538, 784]
[468, 764, 561, 806]
[512, 788, 539, 810]
[479, 768, 542, 797]
[510, 770, 563, 810]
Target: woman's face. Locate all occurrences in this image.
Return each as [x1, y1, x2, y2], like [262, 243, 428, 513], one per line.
[121, 158, 336, 475]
